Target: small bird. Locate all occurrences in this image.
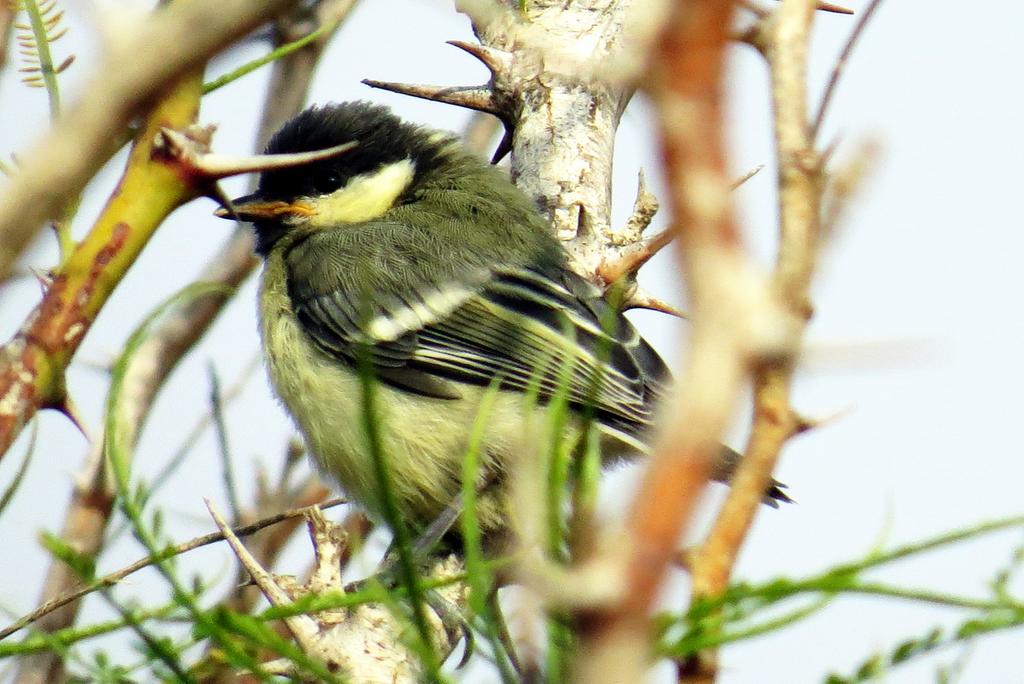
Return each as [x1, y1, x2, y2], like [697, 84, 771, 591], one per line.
[217, 101, 789, 540]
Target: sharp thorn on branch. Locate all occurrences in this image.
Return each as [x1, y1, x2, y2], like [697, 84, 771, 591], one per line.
[490, 126, 514, 164]
[731, 163, 765, 190]
[362, 78, 499, 115]
[596, 228, 675, 285]
[815, 1, 854, 14]
[636, 168, 649, 196]
[28, 266, 52, 292]
[768, 0, 853, 14]
[202, 142, 358, 179]
[49, 392, 92, 442]
[157, 127, 357, 183]
[621, 168, 659, 241]
[447, 39, 512, 76]
[634, 229, 674, 271]
[623, 288, 687, 318]
[792, 406, 850, 435]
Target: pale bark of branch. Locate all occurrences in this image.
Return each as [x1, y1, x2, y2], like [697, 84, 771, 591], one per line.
[470, 6, 629, 258]
[208, 503, 466, 683]
[468, 1, 672, 289]
[363, 0, 667, 297]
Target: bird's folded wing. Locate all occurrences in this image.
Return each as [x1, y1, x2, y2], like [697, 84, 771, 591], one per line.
[289, 256, 667, 429]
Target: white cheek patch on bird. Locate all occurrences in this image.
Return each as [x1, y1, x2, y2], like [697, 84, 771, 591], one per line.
[303, 159, 417, 227]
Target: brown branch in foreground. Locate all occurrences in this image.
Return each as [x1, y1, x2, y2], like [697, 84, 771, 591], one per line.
[684, 0, 826, 681]
[573, 0, 772, 680]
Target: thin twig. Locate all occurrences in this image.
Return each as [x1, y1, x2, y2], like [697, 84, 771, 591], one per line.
[731, 163, 765, 189]
[811, 0, 885, 140]
[208, 363, 243, 522]
[206, 500, 324, 654]
[0, 498, 346, 643]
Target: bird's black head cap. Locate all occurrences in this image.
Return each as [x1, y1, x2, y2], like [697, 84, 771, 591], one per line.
[256, 101, 444, 203]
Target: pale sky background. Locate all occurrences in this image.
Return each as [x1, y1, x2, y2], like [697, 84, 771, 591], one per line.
[1, 1, 1023, 682]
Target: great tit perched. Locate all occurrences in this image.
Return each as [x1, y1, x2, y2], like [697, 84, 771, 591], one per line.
[217, 101, 789, 538]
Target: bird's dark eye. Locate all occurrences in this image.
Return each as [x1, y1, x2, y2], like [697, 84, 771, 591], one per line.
[323, 173, 341, 189]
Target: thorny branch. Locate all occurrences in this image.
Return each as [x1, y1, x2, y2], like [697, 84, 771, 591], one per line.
[0, 0, 306, 286]
[7, 66, 207, 684]
[572, 0, 866, 679]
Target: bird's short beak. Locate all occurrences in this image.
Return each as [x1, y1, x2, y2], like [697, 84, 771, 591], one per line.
[213, 194, 316, 222]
